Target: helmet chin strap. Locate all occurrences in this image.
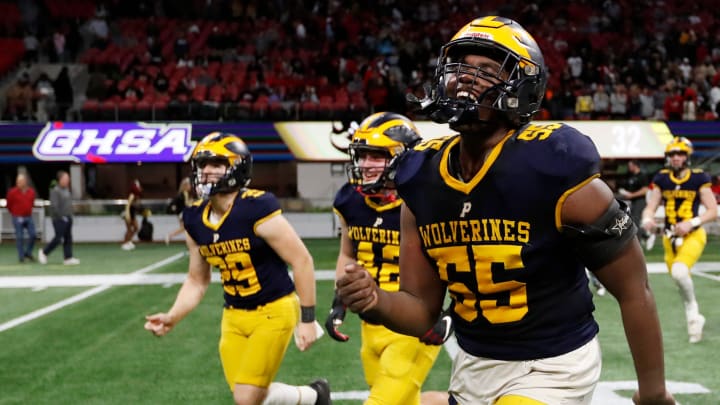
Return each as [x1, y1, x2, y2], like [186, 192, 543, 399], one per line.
[354, 186, 397, 203]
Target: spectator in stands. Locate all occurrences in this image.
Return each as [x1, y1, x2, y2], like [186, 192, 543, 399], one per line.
[38, 171, 79, 265]
[6, 172, 37, 263]
[591, 83, 610, 119]
[4, 73, 35, 121]
[121, 179, 143, 251]
[87, 13, 109, 49]
[54, 66, 74, 121]
[153, 71, 169, 94]
[609, 83, 629, 119]
[22, 30, 39, 64]
[174, 29, 191, 67]
[639, 86, 655, 119]
[52, 28, 67, 63]
[34, 72, 56, 121]
[664, 86, 684, 120]
[575, 87, 593, 119]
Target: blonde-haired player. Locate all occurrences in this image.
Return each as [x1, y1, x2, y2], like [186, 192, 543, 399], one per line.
[327, 112, 448, 404]
[642, 136, 717, 343]
[145, 132, 331, 405]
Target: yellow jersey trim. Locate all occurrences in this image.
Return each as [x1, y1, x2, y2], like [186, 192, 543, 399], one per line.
[253, 209, 282, 234]
[669, 169, 691, 184]
[438, 131, 515, 195]
[554, 174, 601, 231]
[201, 200, 234, 231]
[364, 196, 403, 212]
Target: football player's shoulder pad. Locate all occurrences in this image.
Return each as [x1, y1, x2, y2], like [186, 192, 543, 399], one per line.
[395, 135, 455, 187]
[333, 182, 359, 209]
[241, 188, 281, 219]
[516, 123, 600, 179]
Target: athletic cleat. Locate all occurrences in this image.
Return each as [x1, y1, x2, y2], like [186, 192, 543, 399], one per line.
[63, 257, 80, 265]
[688, 314, 705, 344]
[309, 378, 331, 405]
[38, 249, 47, 264]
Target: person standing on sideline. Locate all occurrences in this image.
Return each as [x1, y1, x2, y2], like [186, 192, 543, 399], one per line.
[39, 170, 79, 265]
[618, 160, 652, 248]
[642, 136, 717, 343]
[144, 132, 331, 405]
[6, 173, 37, 262]
[326, 112, 448, 405]
[337, 16, 674, 405]
[164, 177, 192, 244]
[121, 179, 142, 250]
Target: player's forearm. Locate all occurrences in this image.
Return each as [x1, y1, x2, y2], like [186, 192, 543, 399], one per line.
[168, 275, 209, 324]
[292, 254, 316, 307]
[368, 289, 436, 337]
[619, 288, 668, 397]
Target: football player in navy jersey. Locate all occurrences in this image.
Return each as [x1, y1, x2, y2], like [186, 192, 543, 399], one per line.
[145, 132, 331, 405]
[326, 112, 448, 405]
[336, 16, 674, 405]
[641, 137, 717, 343]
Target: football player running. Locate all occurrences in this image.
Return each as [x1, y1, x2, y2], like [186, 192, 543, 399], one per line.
[326, 112, 449, 405]
[336, 16, 675, 405]
[145, 132, 331, 405]
[641, 137, 717, 344]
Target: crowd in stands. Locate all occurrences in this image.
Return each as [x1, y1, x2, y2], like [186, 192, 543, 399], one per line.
[2, 0, 720, 123]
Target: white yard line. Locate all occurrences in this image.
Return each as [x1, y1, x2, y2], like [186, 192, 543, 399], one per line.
[0, 252, 186, 333]
[0, 262, 713, 402]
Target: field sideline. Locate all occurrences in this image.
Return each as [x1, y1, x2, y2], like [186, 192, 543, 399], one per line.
[0, 239, 719, 404]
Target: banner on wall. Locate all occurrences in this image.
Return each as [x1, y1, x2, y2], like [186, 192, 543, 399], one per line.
[32, 122, 195, 163]
[274, 120, 674, 161]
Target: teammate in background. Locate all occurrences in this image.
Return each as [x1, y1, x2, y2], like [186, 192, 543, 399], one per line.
[336, 16, 674, 404]
[144, 132, 330, 405]
[326, 112, 448, 405]
[642, 136, 717, 344]
[164, 177, 192, 244]
[617, 160, 653, 249]
[6, 172, 37, 262]
[121, 179, 142, 250]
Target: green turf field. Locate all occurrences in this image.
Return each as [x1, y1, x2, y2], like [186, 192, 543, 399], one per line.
[0, 237, 718, 404]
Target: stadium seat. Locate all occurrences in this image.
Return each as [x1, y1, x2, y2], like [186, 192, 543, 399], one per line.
[81, 99, 100, 121]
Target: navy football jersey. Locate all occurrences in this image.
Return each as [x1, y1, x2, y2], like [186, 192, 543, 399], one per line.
[651, 168, 711, 230]
[334, 183, 403, 324]
[183, 189, 294, 309]
[395, 123, 601, 361]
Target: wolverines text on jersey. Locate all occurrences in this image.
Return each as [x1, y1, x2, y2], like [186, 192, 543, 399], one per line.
[395, 123, 601, 360]
[183, 189, 294, 309]
[334, 183, 403, 322]
[651, 168, 711, 230]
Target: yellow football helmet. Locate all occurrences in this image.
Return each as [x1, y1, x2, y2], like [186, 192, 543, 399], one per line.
[347, 112, 421, 195]
[428, 16, 547, 128]
[191, 132, 252, 198]
[665, 136, 693, 169]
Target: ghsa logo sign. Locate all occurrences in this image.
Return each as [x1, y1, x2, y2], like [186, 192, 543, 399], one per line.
[32, 122, 195, 163]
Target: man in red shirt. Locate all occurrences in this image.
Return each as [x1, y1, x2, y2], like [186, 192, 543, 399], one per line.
[6, 173, 37, 262]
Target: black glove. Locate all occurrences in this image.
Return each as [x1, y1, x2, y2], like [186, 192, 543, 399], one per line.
[420, 308, 454, 345]
[325, 292, 350, 342]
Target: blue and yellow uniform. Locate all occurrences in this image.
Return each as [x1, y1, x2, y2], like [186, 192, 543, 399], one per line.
[651, 168, 711, 270]
[396, 123, 601, 361]
[334, 183, 441, 405]
[184, 188, 299, 389]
